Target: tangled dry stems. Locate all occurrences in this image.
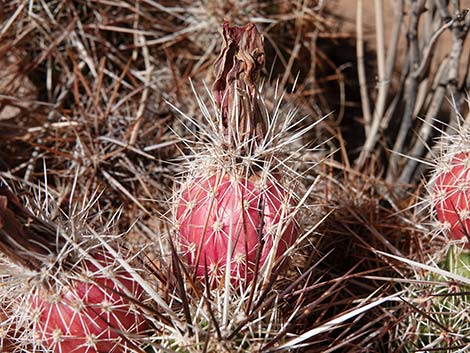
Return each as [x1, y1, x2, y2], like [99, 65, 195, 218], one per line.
[1, 0, 470, 352]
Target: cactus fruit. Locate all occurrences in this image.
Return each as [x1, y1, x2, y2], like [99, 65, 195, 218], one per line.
[177, 172, 297, 285]
[0, 186, 147, 352]
[174, 22, 299, 286]
[433, 151, 470, 240]
[31, 253, 147, 353]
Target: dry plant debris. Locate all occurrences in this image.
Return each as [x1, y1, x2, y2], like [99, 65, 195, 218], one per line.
[1, 0, 470, 352]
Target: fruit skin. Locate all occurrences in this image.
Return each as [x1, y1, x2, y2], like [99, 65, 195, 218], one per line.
[32, 254, 147, 353]
[434, 152, 470, 240]
[176, 172, 298, 285]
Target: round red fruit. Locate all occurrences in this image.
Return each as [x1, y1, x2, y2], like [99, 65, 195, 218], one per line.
[176, 172, 298, 285]
[32, 254, 147, 353]
[434, 152, 470, 240]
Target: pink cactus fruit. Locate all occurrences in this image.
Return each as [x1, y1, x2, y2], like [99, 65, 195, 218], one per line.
[31, 253, 147, 353]
[176, 172, 298, 285]
[0, 186, 148, 352]
[434, 151, 470, 240]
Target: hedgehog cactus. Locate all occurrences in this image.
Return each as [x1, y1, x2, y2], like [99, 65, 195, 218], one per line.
[400, 135, 470, 350]
[0, 186, 147, 352]
[175, 22, 299, 287]
[402, 245, 470, 351]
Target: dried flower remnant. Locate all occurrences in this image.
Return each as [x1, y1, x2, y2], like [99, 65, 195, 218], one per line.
[212, 21, 266, 147]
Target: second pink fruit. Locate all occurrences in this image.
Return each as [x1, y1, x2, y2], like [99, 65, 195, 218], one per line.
[32, 253, 147, 353]
[434, 152, 470, 240]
